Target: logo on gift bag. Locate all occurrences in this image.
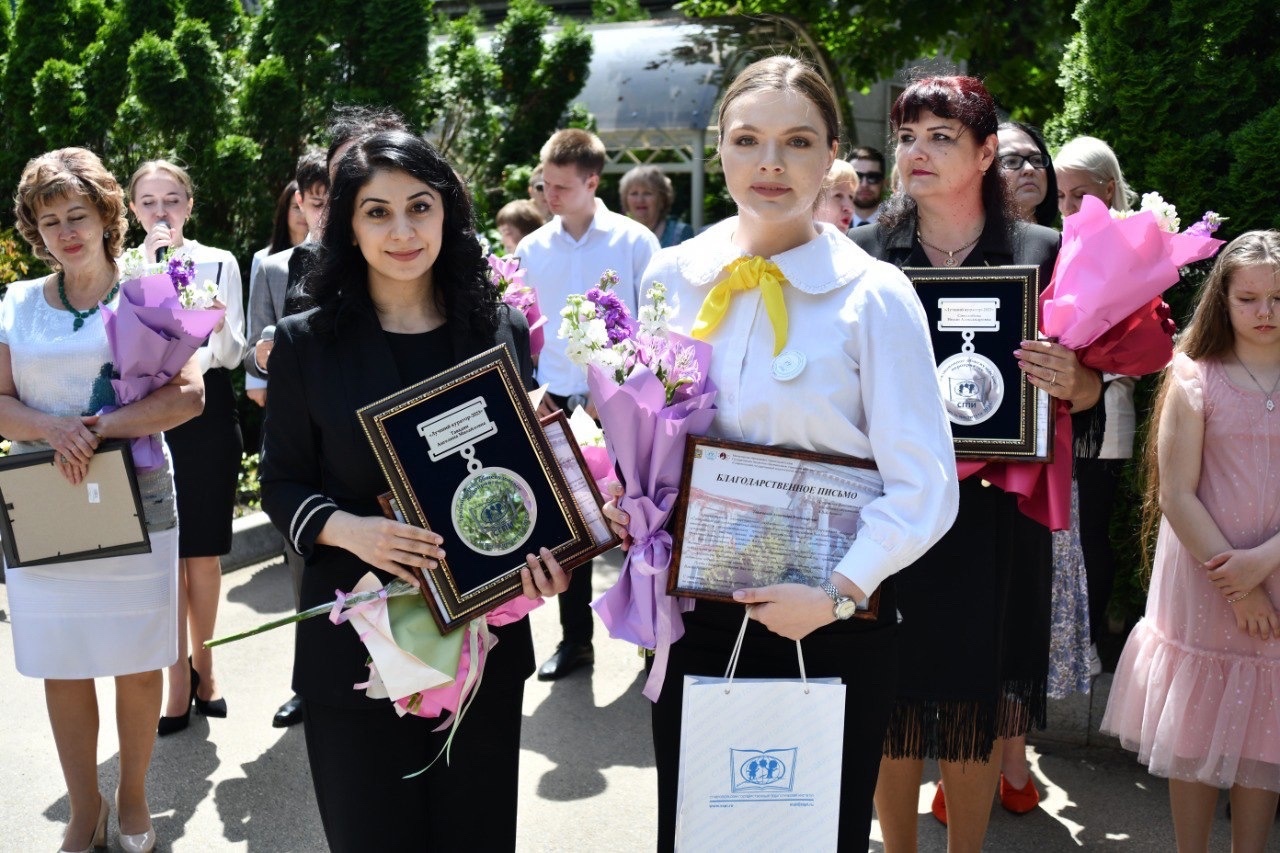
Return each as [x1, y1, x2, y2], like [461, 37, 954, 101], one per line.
[730, 748, 797, 793]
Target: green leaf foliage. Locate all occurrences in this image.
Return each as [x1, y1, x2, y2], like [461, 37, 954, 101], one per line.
[0, 0, 82, 187]
[677, 0, 1076, 130]
[1050, 0, 1280, 233]
[425, 0, 592, 216]
[32, 59, 87, 149]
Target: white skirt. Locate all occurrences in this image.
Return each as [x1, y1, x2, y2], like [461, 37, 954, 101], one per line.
[6, 526, 178, 679]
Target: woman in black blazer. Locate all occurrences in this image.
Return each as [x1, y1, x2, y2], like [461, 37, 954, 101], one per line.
[848, 77, 1102, 852]
[260, 131, 568, 851]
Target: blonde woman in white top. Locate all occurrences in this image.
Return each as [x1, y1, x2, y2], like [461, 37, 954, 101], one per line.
[128, 160, 246, 736]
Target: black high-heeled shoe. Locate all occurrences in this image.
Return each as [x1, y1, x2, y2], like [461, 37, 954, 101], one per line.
[192, 656, 227, 719]
[156, 662, 196, 737]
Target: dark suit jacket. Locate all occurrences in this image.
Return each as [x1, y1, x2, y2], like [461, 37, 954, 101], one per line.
[260, 303, 537, 707]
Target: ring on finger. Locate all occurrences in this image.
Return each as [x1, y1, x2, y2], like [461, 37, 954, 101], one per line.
[1050, 370, 1058, 385]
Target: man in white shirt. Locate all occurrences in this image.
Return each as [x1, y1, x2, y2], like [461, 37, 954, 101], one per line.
[515, 129, 660, 680]
[848, 146, 887, 228]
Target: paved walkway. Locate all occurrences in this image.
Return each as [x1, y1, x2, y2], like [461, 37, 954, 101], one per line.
[0, 549, 1261, 851]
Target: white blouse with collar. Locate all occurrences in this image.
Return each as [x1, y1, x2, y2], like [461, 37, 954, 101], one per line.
[644, 219, 958, 596]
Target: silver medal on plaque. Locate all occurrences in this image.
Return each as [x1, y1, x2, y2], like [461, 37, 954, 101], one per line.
[418, 397, 538, 556]
[938, 352, 1004, 424]
[935, 297, 1004, 426]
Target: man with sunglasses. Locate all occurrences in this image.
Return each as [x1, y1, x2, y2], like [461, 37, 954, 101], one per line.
[849, 146, 887, 227]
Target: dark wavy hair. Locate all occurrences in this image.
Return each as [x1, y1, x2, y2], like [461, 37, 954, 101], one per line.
[306, 131, 499, 355]
[878, 76, 1014, 235]
[999, 121, 1059, 228]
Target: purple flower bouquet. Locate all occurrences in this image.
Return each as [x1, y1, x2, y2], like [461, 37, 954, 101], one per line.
[561, 272, 717, 700]
[100, 256, 225, 470]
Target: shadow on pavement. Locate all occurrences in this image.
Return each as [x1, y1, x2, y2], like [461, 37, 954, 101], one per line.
[212, 728, 322, 852]
[521, 668, 655, 801]
[224, 558, 292, 617]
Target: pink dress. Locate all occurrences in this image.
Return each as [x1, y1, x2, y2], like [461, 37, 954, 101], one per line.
[1101, 354, 1280, 791]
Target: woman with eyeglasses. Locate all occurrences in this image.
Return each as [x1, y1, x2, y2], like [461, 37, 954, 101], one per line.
[984, 120, 1096, 820]
[997, 122, 1059, 227]
[849, 77, 1103, 853]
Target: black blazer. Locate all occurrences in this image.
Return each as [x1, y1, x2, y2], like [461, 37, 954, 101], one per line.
[260, 303, 537, 708]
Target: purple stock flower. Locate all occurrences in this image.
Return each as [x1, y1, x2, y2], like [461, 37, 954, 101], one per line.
[1183, 211, 1225, 239]
[586, 286, 636, 345]
[167, 257, 195, 290]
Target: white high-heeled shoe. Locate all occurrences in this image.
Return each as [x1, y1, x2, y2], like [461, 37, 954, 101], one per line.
[59, 793, 107, 852]
[114, 791, 156, 853]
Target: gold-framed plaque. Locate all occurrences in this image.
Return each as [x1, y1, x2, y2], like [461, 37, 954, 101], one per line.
[904, 265, 1052, 461]
[667, 436, 883, 620]
[0, 440, 150, 567]
[357, 345, 597, 633]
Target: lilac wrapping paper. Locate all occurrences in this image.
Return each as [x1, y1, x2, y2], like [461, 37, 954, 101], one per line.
[99, 273, 225, 470]
[587, 337, 716, 701]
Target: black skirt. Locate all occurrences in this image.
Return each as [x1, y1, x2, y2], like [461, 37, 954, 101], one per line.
[164, 367, 243, 557]
[884, 478, 1051, 763]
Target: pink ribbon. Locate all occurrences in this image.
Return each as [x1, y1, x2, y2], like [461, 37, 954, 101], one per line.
[328, 586, 389, 625]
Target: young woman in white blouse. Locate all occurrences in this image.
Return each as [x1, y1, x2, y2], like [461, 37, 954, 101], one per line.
[127, 160, 247, 735]
[607, 56, 959, 851]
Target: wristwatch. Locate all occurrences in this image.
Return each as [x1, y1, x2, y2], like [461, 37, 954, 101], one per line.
[819, 581, 858, 621]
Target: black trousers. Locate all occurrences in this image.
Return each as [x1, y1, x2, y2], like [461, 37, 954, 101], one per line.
[649, 599, 898, 852]
[1077, 457, 1124, 641]
[302, 679, 525, 851]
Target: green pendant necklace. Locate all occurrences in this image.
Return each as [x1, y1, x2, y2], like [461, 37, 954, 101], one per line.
[57, 270, 121, 331]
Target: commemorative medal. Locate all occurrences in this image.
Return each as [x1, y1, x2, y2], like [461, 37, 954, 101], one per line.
[417, 397, 537, 555]
[935, 298, 1005, 426]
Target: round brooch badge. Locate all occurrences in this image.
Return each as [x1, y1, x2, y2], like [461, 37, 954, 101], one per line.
[771, 349, 807, 382]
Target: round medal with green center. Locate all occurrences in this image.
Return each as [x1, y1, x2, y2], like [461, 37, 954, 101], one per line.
[451, 468, 536, 555]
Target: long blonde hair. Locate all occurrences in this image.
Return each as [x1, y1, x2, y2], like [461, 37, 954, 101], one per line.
[1139, 230, 1280, 575]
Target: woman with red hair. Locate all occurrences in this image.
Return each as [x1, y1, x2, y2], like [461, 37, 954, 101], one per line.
[850, 76, 1102, 851]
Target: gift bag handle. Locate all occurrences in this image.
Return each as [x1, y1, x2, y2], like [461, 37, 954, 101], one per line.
[723, 608, 809, 694]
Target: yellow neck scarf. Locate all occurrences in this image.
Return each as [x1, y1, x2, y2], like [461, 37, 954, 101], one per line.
[690, 256, 790, 356]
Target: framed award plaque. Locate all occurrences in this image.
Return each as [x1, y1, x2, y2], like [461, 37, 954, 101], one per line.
[904, 266, 1052, 461]
[667, 435, 883, 620]
[357, 345, 597, 632]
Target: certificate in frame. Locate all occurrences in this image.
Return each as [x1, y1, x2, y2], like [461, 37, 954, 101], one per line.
[667, 436, 883, 619]
[904, 265, 1052, 461]
[538, 410, 622, 559]
[357, 345, 597, 632]
[0, 440, 150, 567]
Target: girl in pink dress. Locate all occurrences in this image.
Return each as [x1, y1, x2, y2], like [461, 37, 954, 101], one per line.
[1101, 230, 1280, 853]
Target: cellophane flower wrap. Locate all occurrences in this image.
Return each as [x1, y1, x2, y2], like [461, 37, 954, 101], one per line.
[963, 195, 1225, 530]
[207, 574, 539, 729]
[1041, 194, 1225, 374]
[100, 252, 225, 471]
[560, 271, 717, 701]
[333, 573, 538, 724]
[487, 254, 547, 357]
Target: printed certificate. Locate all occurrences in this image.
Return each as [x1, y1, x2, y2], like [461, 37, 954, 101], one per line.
[668, 436, 882, 619]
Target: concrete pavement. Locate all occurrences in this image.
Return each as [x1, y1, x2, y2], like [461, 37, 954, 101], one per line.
[0, 529, 1263, 851]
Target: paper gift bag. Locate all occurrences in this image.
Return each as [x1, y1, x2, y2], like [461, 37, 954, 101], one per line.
[675, 614, 846, 851]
